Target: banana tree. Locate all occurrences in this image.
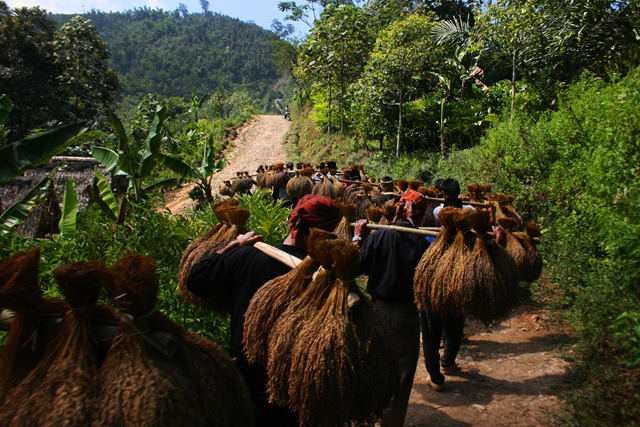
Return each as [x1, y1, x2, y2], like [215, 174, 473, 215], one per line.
[92, 103, 186, 203]
[158, 134, 228, 204]
[190, 89, 209, 123]
[0, 94, 13, 147]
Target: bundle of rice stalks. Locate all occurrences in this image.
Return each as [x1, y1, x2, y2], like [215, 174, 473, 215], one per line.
[365, 205, 386, 224]
[93, 254, 199, 427]
[515, 222, 542, 282]
[466, 185, 488, 203]
[312, 169, 343, 199]
[497, 217, 527, 282]
[395, 179, 408, 192]
[428, 209, 476, 316]
[256, 167, 268, 188]
[334, 202, 355, 240]
[352, 183, 387, 221]
[408, 180, 423, 191]
[286, 172, 314, 199]
[9, 261, 116, 427]
[368, 177, 376, 184]
[488, 193, 522, 229]
[219, 181, 235, 197]
[243, 229, 336, 366]
[414, 207, 461, 312]
[379, 198, 397, 225]
[151, 312, 255, 427]
[269, 239, 399, 426]
[461, 210, 519, 324]
[179, 208, 251, 313]
[232, 177, 255, 194]
[270, 168, 287, 189]
[0, 248, 70, 409]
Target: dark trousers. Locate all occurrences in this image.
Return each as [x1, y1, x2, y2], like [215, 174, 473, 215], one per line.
[420, 311, 465, 385]
[374, 302, 421, 427]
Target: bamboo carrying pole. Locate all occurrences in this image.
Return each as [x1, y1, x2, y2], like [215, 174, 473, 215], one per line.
[348, 222, 439, 238]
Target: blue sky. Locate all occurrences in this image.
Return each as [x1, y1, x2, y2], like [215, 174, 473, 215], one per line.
[5, 0, 311, 36]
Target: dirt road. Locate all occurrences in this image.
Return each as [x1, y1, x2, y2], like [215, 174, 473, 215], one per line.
[406, 307, 570, 426]
[165, 114, 292, 215]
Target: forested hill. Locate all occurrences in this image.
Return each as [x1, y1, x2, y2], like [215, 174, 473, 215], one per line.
[50, 9, 281, 110]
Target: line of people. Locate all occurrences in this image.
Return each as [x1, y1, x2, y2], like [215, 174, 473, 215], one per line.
[187, 177, 483, 427]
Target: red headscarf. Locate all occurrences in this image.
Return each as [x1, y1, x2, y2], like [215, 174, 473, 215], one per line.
[393, 189, 428, 225]
[289, 194, 341, 240]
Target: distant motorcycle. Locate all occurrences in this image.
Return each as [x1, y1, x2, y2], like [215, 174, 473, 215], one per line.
[284, 110, 291, 121]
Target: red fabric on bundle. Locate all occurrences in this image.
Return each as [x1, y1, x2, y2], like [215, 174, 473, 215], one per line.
[393, 190, 428, 225]
[288, 194, 341, 240]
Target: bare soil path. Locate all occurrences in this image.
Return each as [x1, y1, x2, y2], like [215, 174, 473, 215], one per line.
[165, 114, 292, 215]
[406, 306, 571, 426]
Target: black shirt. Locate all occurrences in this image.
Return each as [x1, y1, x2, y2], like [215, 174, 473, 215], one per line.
[357, 221, 430, 303]
[186, 243, 306, 426]
[186, 243, 307, 358]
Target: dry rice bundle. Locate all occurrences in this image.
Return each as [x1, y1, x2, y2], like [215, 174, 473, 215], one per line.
[256, 169, 268, 188]
[347, 286, 400, 423]
[461, 210, 519, 323]
[365, 205, 386, 224]
[502, 195, 523, 229]
[466, 184, 488, 203]
[94, 254, 198, 427]
[368, 177, 376, 184]
[352, 182, 387, 221]
[219, 181, 235, 197]
[232, 177, 255, 194]
[343, 183, 363, 204]
[334, 202, 355, 240]
[329, 169, 345, 198]
[12, 261, 114, 426]
[0, 248, 70, 409]
[180, 208, 251, 313]
[488, 193, 522, 229]
[243, 229, 337, 366]
[270, 169, 287, 189]
[178, 223, 226, 309]
[266, 237, 347, 407]
[429, 209, 476, 316]
[152, 311, 255, 427]
[408, 180, 423, 191]
[286, 173, 314, 199]
[498, 217, 527, 281]
[395, 179, 408, 192]
[284, 240, 396, 426]
[414, 207, 461, 312]
[312, 169, 343, 199]
[515, 222, 542, 282]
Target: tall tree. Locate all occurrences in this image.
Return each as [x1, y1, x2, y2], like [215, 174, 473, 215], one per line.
[350, 14, 446, 157]
[0, 4, 119, 141]
[474, 0, 540, 121]
[199, 0, 210, 15]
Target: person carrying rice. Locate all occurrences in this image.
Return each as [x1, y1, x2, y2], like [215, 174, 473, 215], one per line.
[353, 189, 431, 427]
[186, 195, 342, 426]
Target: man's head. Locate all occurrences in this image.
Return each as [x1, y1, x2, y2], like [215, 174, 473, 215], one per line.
[393, 189, 428, 225]
[379, 176, 394, 191]
[325, 160, 337, 170]
[288, 194, 341, 240]
[285, 162, 294, 170]
[441, 178, 461, 198]
[433, 178, 445, 191]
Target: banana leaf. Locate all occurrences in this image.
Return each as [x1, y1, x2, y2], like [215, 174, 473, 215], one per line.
[59, 178, 78, 237]
[143, 177, 186, 191]
[94, 166, 118, 220]
[0, 168, 57, 233]
[0, 122, 88, 186]
[91, 146, 120, 174]
[0, 95, 13, 125]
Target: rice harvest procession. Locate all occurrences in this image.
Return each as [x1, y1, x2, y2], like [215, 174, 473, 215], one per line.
[0, 160, 544, 427]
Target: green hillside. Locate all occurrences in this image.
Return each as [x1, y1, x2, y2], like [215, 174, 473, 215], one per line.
[49, 9, 284, 111]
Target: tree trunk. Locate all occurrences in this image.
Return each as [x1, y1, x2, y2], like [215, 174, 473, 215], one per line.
[511, 47, 517, 123]
[440, 98, 446, 160]
[327, 72, 332, 134]
[340, 41, 345, 132]
[396, 81, 403, 159]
